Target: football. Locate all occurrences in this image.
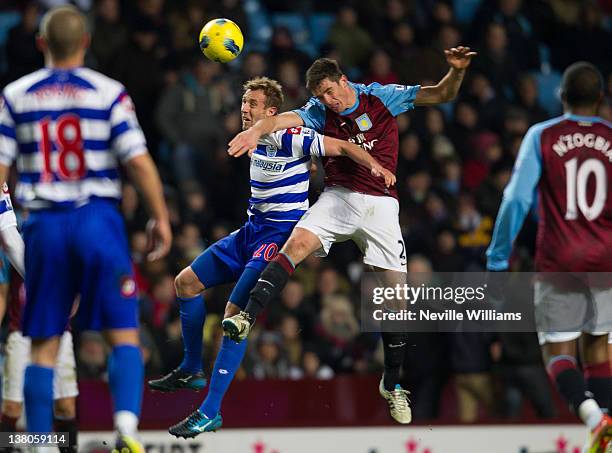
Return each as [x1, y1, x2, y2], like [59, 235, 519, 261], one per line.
[198, 18, 244, 63]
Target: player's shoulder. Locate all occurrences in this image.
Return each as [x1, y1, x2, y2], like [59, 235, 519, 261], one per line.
[2, 69, 50, 100]
[263, 127, 316, 144]
[528, 115, 567, 136]
[302, 96, 324, 111]
[74, 68, 125, 98]
[359, 81, 413, 96]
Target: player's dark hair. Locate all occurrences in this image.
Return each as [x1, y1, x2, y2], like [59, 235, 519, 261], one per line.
[305, 58, 344, 92]
[560, 62, 604, 108]
[243, 77, 284, 110]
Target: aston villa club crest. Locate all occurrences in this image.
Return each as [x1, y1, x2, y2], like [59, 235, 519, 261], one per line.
[266, 145, 277, 157]
[355, 113, 372, 131]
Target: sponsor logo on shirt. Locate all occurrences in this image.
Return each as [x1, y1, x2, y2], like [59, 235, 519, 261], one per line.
[252, 157, 286, 173]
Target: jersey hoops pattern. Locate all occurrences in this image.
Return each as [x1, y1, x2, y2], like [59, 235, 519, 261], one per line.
[0, 67, 147, 210]
[248, 127, 325, 222]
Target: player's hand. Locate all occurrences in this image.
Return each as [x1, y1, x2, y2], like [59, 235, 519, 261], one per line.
[228, 128, 260, 157]
[445, 46, 477, 70]
[146, 218, 172, 261]
[371, 165, 396, 188]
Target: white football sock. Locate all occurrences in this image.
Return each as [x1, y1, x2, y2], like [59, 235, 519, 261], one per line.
[578, 399, 604, 430]
[114, 410, 139, 436]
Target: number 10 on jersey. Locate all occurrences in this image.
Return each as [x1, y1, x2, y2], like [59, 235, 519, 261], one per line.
[564, 157, 607, 221]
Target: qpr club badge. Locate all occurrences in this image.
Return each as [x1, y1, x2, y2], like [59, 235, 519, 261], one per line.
[266, 145, 277, 157]
[355, 113, 372, 131]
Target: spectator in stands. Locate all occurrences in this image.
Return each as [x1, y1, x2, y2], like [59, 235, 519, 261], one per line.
[314, 295, 359, 373]
[449, 332, 498, 423]
[497, 332, 556, 419]
[300, 348, 334, 380]
[76, 332, 108, 379]
[515, 74, 548, 124]
[4, 2, 43, 83]
[472, 0, 539, 70]
[363, 49, 399, 86]
[276, 59, 309, 111]
[110, 16, 163, 148]
[327, 5, 374, 72]
[268, 278, 317, 342]
[431, 228, 465, 272]
[278, 314, 303, 370]
[90, 0, 127, 75]
[250, 332, 294, 380]
[156, 55, 222, 186]
[472, 22, 519, 99]
[268, 26, 311, 74]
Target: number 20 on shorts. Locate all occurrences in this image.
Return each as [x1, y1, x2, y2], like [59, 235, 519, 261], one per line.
[253, 243, 279, 261]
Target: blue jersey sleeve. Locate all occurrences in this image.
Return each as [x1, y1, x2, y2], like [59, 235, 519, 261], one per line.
[293, 98, 326, 132]
[486, 126, 543, 270]
[369, 83, 421, 117]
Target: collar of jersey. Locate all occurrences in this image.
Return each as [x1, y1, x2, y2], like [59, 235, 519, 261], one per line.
[564, 112, 602, 123]
[339, 82, 360, 116]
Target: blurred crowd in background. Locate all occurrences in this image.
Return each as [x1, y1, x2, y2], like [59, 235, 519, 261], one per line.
[0, 0, 611, 422]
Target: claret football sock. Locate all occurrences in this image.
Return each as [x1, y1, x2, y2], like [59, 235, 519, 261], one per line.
[200, 336, 248, 418]
[244, 253, 295, 322]
[24, 365, 54, 432]
[548, 355, 602, 427]
[178, 295, 207, 373]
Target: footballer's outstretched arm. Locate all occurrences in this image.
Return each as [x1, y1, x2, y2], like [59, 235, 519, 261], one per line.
[324, 137, 396, 188]
[415, 46, 477, 105]
[124, 153, 172, 261]
[228, 111, 303, 157]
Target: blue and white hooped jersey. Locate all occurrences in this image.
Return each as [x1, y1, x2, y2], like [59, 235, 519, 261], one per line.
[0, 183, 16, 231]
[0, 67, 147, 210]
[249, 126, 325, 222]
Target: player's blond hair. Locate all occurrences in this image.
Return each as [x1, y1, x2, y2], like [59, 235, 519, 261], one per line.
[39, 5, 87, 61]
[243, 77, 284, 110]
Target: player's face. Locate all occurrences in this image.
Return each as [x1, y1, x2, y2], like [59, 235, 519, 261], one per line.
[241, 89, 274, 130]
[313, 76, 352, 113]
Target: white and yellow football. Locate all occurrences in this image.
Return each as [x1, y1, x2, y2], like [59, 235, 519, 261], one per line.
[198, 18, 244, 63]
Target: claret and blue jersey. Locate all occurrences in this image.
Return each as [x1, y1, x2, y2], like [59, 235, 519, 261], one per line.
[487, 113, 612, 272]
[294, 81, 420, 198]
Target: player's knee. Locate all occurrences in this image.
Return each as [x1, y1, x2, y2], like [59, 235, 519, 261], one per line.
[54, 398, 76, 419]
[174, 268, 204, 298]
[2, 400, 23, 418]
[283, 229, 318, 263]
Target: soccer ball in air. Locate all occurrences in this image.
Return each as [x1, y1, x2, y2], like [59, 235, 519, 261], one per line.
[198, 18, 244, 63]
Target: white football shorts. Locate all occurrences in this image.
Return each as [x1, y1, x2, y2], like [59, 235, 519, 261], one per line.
[296, 187, 407, 272]
[3, 330, 79, 402]
[535, 280, 612, 345]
